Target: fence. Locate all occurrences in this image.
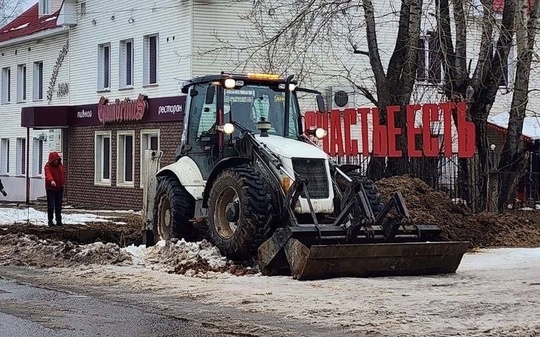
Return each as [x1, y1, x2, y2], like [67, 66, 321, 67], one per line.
[331, 151, 540, 213]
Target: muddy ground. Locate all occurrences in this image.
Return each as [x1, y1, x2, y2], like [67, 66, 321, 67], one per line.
[377, 175, 540, 248]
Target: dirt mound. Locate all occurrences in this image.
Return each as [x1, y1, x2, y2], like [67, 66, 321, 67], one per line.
[0, 234, 132, 267]
[376, 175, 540, 247]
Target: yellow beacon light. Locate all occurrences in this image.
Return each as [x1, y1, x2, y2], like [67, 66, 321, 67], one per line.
[247, 73, 280, 80]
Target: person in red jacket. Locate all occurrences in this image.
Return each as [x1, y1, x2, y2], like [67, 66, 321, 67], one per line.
[44, 151, 65, 226]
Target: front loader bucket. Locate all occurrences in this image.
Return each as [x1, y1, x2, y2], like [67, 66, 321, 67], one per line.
[284, 239, 469, 280]
[259, 228, 469, 280]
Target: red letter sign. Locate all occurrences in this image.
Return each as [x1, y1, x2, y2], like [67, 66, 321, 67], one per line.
[422, 104, 440, 157]
[406, 104, 422, 157]
[456, 102, 475, 158]
[372, 108, 388, 157]
[343, 108, 359, 156]
[386, 105, 402, 157]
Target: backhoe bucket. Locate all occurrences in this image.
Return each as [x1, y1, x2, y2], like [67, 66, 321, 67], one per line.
[259, 228, 469, 280]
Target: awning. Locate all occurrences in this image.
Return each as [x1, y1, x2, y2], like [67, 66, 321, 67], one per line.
[21, 106, 72, 129]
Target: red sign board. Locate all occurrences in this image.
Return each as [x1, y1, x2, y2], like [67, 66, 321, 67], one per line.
[304, 102, 475, 158]
[97, 94, 149, 124]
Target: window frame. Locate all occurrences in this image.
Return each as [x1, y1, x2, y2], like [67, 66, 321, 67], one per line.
[33, 61, 44, 101]
[0, 138, 9, 175]
[94, 131, 112, 186]
[17, 64, 27, 102]
[32, 137, 44, 177]
[143, 34, 159, 86]
[15, 137, 26, 176]
[119, 39, 135, 89]
[416, 33, 443, 85]
[2, 67, 11, 104]
[39, 0, 51, 15]
[116, 130, 135, 188]
[97, 43, 112, 92]
[140, 129, 160, 188]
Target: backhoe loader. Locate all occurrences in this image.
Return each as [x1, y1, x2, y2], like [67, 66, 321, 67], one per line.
[142, 72, 469, 280]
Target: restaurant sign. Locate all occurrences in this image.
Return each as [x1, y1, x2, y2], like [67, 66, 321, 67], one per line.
[97, 94, 149, 124]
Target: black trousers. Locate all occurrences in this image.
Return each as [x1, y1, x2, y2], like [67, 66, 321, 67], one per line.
[46, 188, 63, 224]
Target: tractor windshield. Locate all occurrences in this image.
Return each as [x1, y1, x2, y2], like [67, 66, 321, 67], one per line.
[224, 85, 299, 138]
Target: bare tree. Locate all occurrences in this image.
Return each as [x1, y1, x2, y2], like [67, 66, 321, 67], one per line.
[497, 0, 540, 210]
[216, 0, 425, 179]
[0, 0, 23, 27]
[436, 0, 518, 211]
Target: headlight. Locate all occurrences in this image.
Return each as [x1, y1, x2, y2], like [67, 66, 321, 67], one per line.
[288, 83, 296, 91]
[224, 78, 236, 89]
[218, 123, 235, 134]
[315, 128, 327, 139]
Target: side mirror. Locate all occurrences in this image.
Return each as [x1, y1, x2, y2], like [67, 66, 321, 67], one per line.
[205, 85, 216, 104]
[190, 89, 199, 97]
[316, 94, 326, 113]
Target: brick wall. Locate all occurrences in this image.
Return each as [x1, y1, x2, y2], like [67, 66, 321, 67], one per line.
[64, 121, 183, 210]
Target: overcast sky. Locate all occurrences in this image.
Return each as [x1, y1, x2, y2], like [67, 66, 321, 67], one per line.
[21, 0, 37, 12]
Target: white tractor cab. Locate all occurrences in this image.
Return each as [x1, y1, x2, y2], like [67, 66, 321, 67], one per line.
[143, 72, 469, 280]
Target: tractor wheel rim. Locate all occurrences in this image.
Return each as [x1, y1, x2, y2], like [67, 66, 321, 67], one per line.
[215, 187, 239, 239]
[158, 196, 171, 241]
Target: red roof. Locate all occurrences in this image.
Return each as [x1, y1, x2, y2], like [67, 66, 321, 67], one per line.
[0, 3, 61, 43]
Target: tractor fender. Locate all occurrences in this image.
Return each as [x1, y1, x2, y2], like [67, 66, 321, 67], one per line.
[202, 157, 251, 208]
[156, 156, 205, 200]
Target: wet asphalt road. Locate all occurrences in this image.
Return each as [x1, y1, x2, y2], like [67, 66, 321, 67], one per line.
[0, 278, 229, 337]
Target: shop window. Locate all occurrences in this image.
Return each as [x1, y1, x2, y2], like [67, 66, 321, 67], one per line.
[0, 138, 9, 174]
[98, 43, 111, 91]
[17, 64, 26, 102]
[16, 138, 26, 176]
[140, 130, 159, 187]
[119, 39, 134, 88]
[117, 131, 135, 187]
[143, 34, 159, 86]
[32, 138, 44, 176]
[2, 67, 10, 103]
[95, 132, 111, 185]
[33, 62, 43, 101]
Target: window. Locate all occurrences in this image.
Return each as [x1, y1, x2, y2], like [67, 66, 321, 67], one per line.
[39, 0, 50, 15]
[2, 67, 10, 103]
[16, 138, 26, 176]
[140, 130, 160, 187]
[33, 62, 43, 100]
[0, 139, 9, 174]
[17, 64, 26, 102]
[120, 39, 134, 88]
[95, 132, 111, 185]
[32, 138, 44, 176]
[143, 34, 159, 85]
[117, 131, 134, 186]
[98, 43, 111, 91]
[80, 2, 87, 15]
[416, 33, 442, 84]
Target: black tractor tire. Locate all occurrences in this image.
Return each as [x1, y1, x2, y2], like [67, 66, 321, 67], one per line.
[207, 166, 274, 261]
[336, 173, 384, 216]
[152, 175, 197, 243]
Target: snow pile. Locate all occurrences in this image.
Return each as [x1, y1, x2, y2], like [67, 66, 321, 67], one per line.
[0, 234, 132, 267]
[0, 207, 113, 226]
[124, 239, 254, 277]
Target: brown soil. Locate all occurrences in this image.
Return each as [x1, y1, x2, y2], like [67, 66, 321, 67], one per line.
[0, 214, 142, 247]
[376, 175, 540, 248]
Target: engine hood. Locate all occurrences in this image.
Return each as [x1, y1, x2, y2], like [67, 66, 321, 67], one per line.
[254, 135, 328, 159]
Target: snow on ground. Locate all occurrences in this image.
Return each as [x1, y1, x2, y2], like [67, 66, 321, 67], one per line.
[57, 247, 539, 336]
[0, 207, 119, 226]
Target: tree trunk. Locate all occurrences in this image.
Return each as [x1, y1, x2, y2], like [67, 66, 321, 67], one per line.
[497, 0, 540, 211]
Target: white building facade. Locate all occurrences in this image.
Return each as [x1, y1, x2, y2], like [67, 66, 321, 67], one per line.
[0, 0, 69, 202]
